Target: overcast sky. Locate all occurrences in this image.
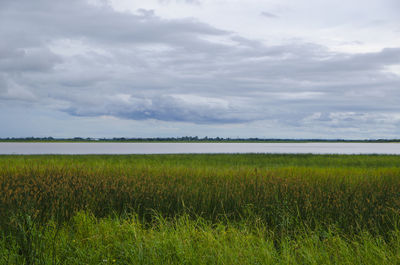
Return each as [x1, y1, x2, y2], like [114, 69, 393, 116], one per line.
[1, 0, 400, 139]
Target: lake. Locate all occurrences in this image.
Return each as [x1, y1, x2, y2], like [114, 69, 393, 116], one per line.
[1, 142, 400, 155]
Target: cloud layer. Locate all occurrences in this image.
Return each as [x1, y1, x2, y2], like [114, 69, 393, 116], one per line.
[1, 0, 400, 137]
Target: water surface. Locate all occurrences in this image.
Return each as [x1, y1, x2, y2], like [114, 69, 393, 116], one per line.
[1, 142, 400, 155]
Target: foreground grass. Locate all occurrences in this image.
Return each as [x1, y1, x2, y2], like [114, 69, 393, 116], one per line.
[1, 212, 400, 265]
[1, 154, 400, 264]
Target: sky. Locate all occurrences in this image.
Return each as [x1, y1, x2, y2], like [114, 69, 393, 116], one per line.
[1, 0, 400, 139]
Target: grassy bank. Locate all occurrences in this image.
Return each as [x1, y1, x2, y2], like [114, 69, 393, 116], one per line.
[1, 154, 400, 264]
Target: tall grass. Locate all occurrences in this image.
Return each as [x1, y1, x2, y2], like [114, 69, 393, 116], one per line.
[2, 212, 400, 265]
[1, 154, 400, 263]
[1, 154, 400, 234]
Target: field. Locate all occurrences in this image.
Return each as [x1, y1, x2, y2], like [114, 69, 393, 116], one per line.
[1, 154, 400, 264]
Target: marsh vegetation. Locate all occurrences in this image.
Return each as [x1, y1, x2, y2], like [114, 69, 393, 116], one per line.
[1, 154, 400, 264]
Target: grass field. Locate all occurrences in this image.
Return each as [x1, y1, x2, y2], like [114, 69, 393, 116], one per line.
[1, 154, 400, 264]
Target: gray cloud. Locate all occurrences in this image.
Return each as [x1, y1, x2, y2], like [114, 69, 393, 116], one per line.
[64, 94, 250, 124]
[260, 11, 279, 19]
[1, 0, 400, 136]
[0, 47, 62, 72]
[158, 0, 201, 5]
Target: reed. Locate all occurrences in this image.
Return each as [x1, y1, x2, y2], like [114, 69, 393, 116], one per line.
[1, 154, 400, 235]
[2, 154, 400, 264]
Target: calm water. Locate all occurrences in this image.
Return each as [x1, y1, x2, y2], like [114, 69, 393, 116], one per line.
[1, 142, 400, 155]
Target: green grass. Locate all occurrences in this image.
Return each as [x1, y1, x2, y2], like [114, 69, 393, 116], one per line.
[1, 154, 400, 264]
[2, 212, 400, 265]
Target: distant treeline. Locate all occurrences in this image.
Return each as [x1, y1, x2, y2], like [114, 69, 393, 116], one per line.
[1, 137, 400, 142]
